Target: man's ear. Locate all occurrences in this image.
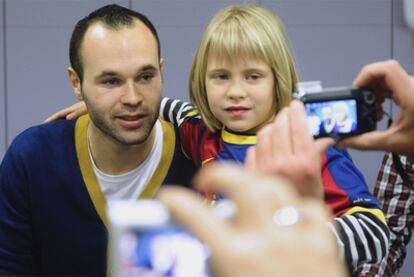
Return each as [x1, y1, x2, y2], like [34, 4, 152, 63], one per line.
[159, 58, 164, 83]
[159, 58, 164, 71]
[68, 67, 83, 100]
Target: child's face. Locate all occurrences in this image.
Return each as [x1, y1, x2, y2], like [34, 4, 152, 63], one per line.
[205, 56, 275, 133]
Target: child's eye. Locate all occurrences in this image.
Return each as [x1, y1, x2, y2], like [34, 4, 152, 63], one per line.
[247, 74, 261, 80]
[215, 74, 229, 80]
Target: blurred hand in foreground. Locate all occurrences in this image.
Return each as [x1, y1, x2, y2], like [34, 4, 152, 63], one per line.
[245, 100, 334, 200]
[158, 163, 346, 277]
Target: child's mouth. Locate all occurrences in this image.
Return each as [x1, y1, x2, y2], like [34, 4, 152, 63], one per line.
[225, 106, 250, 117]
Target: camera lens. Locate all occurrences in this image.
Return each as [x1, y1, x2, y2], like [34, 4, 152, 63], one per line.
[363, 91, 375, 104]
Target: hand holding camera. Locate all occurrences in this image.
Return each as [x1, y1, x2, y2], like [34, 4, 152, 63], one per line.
[337, 60, 414, 159]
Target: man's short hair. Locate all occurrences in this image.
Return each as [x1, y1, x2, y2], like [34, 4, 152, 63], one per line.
[69, 4, 161, 81]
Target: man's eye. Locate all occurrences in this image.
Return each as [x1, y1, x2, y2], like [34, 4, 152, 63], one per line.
[102, 79, 120, 86]
[141, 73, 154, 81]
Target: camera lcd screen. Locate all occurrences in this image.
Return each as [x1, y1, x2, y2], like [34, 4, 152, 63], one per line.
[117, 226, 211, 276]
[304, 99, 358, 137]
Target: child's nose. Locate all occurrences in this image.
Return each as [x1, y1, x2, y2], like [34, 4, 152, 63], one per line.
[226, 82, 247, 99]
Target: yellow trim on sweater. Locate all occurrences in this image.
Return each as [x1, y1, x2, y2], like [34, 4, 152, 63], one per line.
[344, 206, 387, 225]
[75, 115, 108, 228]
[139, 119, 175, 199]
[75, 116, 176, 229]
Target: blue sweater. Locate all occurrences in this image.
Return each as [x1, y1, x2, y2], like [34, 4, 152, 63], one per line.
[0, 115, 196, 276]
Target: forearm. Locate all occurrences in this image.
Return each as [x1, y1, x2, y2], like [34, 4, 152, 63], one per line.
[328, 212, 389, 274]
[0, 141, 37, 274]
[160, 97, 195, 127]
[357, 152, 414, 276]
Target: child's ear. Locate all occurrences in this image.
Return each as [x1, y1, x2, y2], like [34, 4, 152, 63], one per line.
[67, 67, 83, 101]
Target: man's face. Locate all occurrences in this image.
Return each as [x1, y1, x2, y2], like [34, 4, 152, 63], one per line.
[79, 20, 162, 145]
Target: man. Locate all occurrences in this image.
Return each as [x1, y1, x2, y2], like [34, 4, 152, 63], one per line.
[0, 4, 195, 275]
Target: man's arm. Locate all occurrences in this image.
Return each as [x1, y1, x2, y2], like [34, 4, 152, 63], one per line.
[44, 97, 196, 124]
[319, 147, 390, 272]
[0, 136, 36, 274]
[159, 97, 196, 127]
[357, 152, 414, 276]
[160, 97, 207, 166]
[330, 209, 389, 273]
[44, 101, 87, 123]
[44, 96, 195, 125]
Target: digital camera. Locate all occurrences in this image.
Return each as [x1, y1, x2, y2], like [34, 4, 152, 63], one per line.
[299, 87, 377, 138]
[107, 200, 235, 277]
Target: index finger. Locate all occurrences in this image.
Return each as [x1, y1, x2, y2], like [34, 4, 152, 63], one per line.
[44, 107, 74, 123]
[157, 186, 230, 249]
[288, 100, 314, 154]
[336, 129, 392, 151]
[194, 163, 299, 224]
[353, 60, 409, 105]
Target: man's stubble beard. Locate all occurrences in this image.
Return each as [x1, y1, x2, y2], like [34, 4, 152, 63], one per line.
[83, 92, 160, 146]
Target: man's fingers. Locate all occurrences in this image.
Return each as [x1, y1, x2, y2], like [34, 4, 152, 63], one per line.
[157, 186, 229, 248]
[353, 62, 385, 89]
[353, 60, 411, 106]
[43, 108, 73, 123]
[270, 108, 291, 157]
[67, 108, 86, 120]
[194, 163, 298, 223]
[288, 100, 314, 154]
[194, 163, 260, 212]
[244, 146, 257, 172]
[314, 138, 335, 156]
[337, 130, 391, 151]
[45, 101, 88, 123]
[255, 125, 275, 172]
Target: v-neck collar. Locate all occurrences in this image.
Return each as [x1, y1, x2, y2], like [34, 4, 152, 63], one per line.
[74, 115, 176, 228]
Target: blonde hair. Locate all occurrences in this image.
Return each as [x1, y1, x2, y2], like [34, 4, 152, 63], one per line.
[189, 4, 299, 132]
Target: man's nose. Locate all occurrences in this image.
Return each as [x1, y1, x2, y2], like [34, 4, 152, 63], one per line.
[120, 81, 142, 106]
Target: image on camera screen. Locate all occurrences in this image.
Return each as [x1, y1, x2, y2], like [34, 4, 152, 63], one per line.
[304, 99, 358, 137]
[118, 226, 211, 277]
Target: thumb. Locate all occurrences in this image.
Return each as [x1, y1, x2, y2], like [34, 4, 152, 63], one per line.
[315, 138, 335, 155]
[336, 130, 392, 151]
[244, 146, 257, 172]
[157, 186, 228, 247]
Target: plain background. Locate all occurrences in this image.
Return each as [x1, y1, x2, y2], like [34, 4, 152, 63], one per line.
[0, 0, 413, 275]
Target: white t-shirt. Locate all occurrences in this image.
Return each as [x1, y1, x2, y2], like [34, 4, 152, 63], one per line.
[88, 120, 163, 200]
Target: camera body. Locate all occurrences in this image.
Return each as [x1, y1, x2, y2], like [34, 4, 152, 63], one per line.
[107, 200, 235, 277]
[299, 87, 377, 138]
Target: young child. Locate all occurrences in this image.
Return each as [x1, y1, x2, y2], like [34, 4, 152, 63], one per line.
[48, 4, 387, 274]
[162, 4, 296, 168]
